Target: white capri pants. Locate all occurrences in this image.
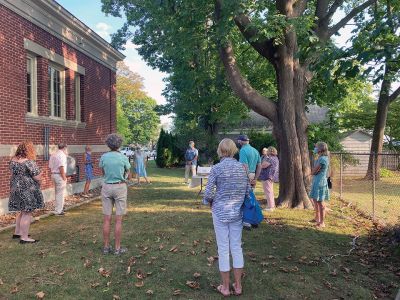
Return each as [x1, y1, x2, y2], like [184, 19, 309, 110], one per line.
[212, 213, 244, 272]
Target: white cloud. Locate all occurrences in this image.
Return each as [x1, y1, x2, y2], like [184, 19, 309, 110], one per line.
[95, 22, 112, 40]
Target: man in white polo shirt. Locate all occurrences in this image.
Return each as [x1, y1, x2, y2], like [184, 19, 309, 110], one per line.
[49, 143, 68, 216]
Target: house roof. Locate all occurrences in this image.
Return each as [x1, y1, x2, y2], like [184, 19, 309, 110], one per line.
[340, 130, 373, 140]
[237, 105, 329, 129]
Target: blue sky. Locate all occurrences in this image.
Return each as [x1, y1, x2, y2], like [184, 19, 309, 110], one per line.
[57, 0, 168, 112]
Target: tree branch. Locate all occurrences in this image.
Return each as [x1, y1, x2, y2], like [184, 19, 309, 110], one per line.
[325, 0, 345, 21]
[234, 14, 276, 65]
[219, 42, 278, 123]
[389, 85, 400, 103]
[293, 0, 308, 16]
[327, 0, 375, 37]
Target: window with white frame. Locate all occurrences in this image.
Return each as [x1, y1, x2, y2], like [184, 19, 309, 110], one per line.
[26, 55, 37, 115]
[48, 65, 65, 118]
[75, 74, 81, 121]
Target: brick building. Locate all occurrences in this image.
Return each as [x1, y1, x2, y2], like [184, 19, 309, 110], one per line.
[0, 0, 125, 214]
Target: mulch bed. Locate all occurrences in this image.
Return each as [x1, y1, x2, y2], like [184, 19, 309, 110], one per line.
[0, 187, 101, 229]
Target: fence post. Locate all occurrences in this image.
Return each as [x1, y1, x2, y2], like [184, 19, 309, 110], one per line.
[372, 152, 376, 221]
[340, 153, 343, 200]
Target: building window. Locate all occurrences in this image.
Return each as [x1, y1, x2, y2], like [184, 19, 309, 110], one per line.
[48, 65, 65, 118]
[75, 74, 81, 121]
[26, 55, 37, 115]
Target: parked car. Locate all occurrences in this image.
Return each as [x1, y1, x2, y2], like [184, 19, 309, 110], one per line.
[120, 147, 134, 157]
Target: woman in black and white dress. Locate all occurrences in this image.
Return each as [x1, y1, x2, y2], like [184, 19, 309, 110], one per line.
[9, 141, 44, 243]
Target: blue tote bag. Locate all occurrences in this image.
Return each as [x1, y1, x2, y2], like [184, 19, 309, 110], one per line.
[242, 189, 264, 225]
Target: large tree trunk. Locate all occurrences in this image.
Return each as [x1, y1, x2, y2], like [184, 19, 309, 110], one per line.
[273, 34, 312, 209]
[366, 77, 391, 180]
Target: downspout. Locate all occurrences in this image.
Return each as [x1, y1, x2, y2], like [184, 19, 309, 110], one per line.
[109, 68, 112, 133]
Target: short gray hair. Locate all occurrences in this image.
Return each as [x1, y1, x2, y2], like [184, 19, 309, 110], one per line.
[316, 142, 329, 156]
[58, 143, 67, 150]
[105, 133, 123, 151]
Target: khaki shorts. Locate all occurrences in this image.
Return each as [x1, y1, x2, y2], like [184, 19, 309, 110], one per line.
[101, 183, 128, 216]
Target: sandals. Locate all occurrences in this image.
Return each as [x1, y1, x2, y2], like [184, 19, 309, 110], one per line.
[217, 285, 231, 297]
[232, 283, 242, 296]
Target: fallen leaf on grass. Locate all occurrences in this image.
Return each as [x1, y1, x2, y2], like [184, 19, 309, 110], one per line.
[159, 244, 164, 250]
[61, 250, 68, 255]
[330, 269, 338, 277]
[172, 289, 183, 295]
[126, 266, 131, 275]
[98, 267, 111, 278]
[204, 239, 212, 245]
[186, 281, 200, 289]
[61, 241, 67, 245]
[193, 240, 200, 247]
[341, 266, 351, 274]
[58, 271, 65, 276]
[113, 295, 120, 300]
[135, 281, 144, 288]
[107, 281, 112, 287]
[91, 282, 100, 288]
[193, 272, 201, 278]
[0, 278, 3, 285]
[10, 286, 18, 294]
[136, 269, 146, 279]
[260, 262, 269, 267]
[323, 280, 333, 289]
[127, 256, 137, 266]
[146, 289, 154, 295]
[84, 259, 91, 268]
[147, 272, 153, 276]
[36, 291, 45, 299]
[160, 268, 167, 272]
[169, 246, 178, 253]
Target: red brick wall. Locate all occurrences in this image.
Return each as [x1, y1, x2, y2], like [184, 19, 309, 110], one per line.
[0, 4, 117, 198]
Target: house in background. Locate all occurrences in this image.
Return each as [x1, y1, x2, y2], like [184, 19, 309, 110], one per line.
[0, 0, 125, 214]
[220, 105, 329, 137]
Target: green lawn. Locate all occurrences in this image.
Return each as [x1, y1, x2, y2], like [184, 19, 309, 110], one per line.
[0, 162, 398, 299]
[332, 175, 400, 225]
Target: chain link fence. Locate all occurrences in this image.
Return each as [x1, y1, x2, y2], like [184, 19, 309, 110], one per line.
[329, 151, 400, 225]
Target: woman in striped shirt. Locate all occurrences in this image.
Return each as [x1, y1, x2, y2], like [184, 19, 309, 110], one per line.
[203, 138, 250, 296]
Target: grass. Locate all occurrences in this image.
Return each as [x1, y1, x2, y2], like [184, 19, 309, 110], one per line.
[331, 174, 400, 225]
[0, 161, 399, 299]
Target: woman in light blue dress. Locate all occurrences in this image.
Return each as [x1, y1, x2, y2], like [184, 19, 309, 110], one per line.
[310, 142, 330, 228]
[134, 148, 150, 184]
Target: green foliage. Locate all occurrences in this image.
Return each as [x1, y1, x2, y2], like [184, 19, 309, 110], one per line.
[307, 123, 344, 152]
[380, 168, 396, 178]
[156, 129, 181, 168]
[116, 62, 160, 145]
[247, 130, 277, 154]
[116, 100, 132, 144]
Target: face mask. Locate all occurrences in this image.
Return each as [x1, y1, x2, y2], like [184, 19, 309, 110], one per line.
[313, 147, 318, 154]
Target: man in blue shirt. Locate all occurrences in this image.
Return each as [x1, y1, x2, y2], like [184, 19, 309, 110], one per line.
[237, 135, 261, 185]
[184, 141, 199, 184]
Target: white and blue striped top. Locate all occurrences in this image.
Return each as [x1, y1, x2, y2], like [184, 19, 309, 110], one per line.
[203, 157, 250, 222]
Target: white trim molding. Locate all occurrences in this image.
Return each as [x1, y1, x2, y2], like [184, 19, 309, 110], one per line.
[1, 0, 125, 71]
[24, 39, 86, 75]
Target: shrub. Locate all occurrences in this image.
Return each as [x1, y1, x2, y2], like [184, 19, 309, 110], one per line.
[156, 129, 181, 168]
[380, 168, 395, 178]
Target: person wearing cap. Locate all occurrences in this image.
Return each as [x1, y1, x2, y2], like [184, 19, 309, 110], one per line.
[49, 143, 68, 216]
[237, 135, 261, 185]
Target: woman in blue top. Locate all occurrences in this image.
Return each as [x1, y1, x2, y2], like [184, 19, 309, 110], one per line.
[134, 148, 150, 184]
[310, 142, 330, 228]
[83, 145, 94, 197]
[203, 138, 250, 297]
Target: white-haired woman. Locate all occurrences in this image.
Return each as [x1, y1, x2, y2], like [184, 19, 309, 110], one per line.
[203, 138, 250, 296]
[310, 142, 330, 228]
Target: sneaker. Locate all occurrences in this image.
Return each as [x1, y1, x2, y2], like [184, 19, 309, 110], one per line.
[243, 222, 252, 231]
[102, 246, 113, 255]
[114, 247, 128, 255]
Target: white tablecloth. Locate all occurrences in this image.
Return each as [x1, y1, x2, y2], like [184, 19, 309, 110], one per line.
[189, 175, 209, 188]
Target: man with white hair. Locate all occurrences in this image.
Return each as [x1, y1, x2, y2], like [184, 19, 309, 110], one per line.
[184, 141, 198, 184]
